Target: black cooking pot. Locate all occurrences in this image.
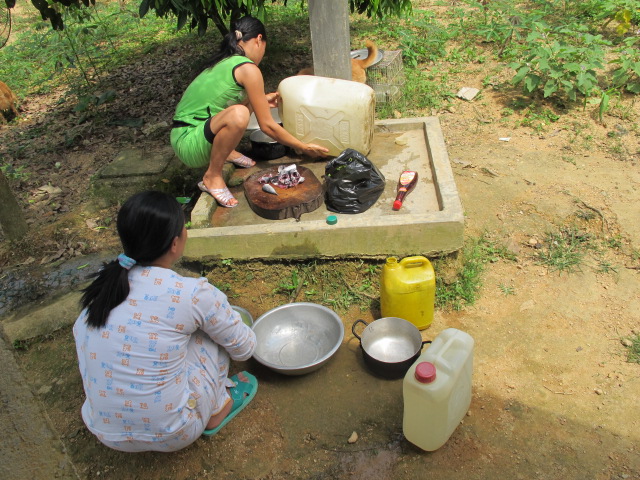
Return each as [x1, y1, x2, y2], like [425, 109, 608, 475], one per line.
[250, 129, 287, 160]
[352, 318, 431, 379]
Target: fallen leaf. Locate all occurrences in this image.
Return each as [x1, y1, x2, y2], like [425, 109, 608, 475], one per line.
[394, 134, 409, 146]
[481, 167, 500, 177]
[86, 219, 99, 229]
[19, 257, 36, 266]
[452, 158, 473, 168]
[37, 185, 63, 196]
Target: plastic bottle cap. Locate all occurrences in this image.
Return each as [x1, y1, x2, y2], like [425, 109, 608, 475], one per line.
[392, 200, 403, 210]
[326, 215, 338, 225]
[415, 362, 436, 383]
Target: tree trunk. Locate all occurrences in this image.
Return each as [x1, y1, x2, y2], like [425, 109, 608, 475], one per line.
[0, 170, 28, 241]
[308, 0, 352, 80]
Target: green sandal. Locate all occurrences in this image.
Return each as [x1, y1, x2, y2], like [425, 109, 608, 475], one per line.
[202, 371, 258, 436]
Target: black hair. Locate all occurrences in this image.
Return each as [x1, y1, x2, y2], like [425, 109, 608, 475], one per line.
[208, 16, 267, 67]
[80, 191, 185, 329]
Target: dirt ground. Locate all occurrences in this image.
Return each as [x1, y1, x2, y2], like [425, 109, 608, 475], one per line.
[1, 3, 640, 479]
[7, 101, 640, 480]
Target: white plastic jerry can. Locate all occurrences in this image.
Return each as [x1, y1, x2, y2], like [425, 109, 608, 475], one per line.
[402, 328, 474, 451]
[277, 75, 376, 157]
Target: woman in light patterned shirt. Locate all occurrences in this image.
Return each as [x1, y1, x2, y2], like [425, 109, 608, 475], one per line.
[74, 191, 257, 452]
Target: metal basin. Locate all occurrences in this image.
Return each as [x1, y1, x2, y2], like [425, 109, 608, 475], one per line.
[232, 305, 253, 327]
[247, 107, 281, 131]
[250, 129, 287, 160]
[252, 302, 344, 375]
[350, 48, 384, 66]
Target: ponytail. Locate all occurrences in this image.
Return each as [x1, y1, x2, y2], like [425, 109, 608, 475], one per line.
[81, 261, 130, 329]
[80, 191, 185, 329]
[208, 16, 267, 67]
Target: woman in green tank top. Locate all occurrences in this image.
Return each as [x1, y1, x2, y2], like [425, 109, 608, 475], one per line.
[171, 16, 328, 208]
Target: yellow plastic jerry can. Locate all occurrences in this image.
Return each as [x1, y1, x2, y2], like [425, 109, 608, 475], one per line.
[380, 256, 436, 330]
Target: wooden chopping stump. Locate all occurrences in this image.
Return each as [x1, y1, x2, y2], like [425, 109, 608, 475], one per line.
[244, 165, 324, 221]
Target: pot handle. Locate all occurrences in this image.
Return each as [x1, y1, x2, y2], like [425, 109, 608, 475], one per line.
[351, 319, 369, 341]
[420, 340, 432, 350]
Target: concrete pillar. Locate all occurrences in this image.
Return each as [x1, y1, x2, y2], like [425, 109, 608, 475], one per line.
[308, 0, 351, 80]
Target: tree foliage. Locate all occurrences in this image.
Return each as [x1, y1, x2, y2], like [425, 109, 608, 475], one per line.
[14, 0, 411, 36]
[27, 0, 95, 30]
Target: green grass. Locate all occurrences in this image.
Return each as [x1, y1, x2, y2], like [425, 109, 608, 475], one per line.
[377, 68, 455, 118]
[518, 106, 560, 132]
[308, 260, 379, 312]
[207, 259, 381, 313]
[260, 5, 312, 84]
[624, 334, 640, 364]
[3, 0, 639, 123]
[595, 260, 618, 275]
[0, 163, 30, 180]
[499, 283, 515, 296]
[214, 281, 232, 292]
[535, 227, 593, 273]
[262, 239, 521, 313]
[0, 2, 187, 97]
[434, 235, 517, 311]
[275, 268, 305, 296]
[206, 239, 518, 315]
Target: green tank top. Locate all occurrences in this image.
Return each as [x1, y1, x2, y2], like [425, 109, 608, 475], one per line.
[173, 55, 254, 124]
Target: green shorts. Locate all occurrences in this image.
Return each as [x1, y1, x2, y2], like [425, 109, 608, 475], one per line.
[170, 120, 215, 169]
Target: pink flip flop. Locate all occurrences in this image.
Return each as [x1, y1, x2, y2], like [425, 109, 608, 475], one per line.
[198, 181, 238, 208]
[226, 154, 256, 168]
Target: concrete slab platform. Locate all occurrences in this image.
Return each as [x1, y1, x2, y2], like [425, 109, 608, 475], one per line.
[184, 117, 464, 260]
[0, 339, 79, 480]
[2, 290, 82, 344]
[90, 146, 199, 208]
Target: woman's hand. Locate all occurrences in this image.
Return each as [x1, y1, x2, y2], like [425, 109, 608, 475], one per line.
[295, 143, 330, 159]
[266, 92, 279, 108]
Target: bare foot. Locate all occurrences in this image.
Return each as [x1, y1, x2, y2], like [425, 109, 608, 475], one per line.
[206, 396, 232, 430]
[205, 372, 250, 429]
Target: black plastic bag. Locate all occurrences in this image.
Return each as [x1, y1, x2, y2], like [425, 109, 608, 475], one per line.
[324, 149, 386, 214]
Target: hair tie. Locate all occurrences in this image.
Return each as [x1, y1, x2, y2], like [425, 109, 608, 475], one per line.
[117, 253, 136, 270]
[235, 30, 243, 41]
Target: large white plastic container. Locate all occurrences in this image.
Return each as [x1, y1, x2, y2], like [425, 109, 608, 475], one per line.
[277, 75, 376, 157]
[402, 328, 474, 451]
